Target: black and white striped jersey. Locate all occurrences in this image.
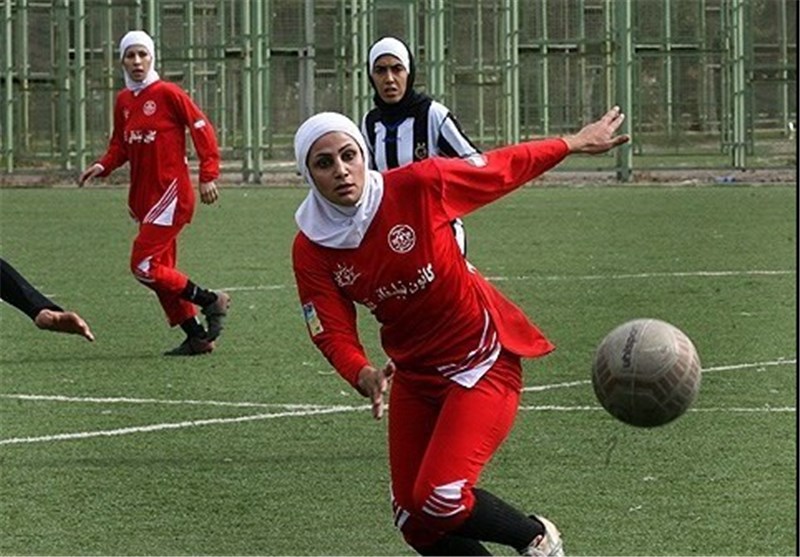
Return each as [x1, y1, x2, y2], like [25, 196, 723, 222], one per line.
[361, 100, 478, 256]
[361, 100, 478, 172]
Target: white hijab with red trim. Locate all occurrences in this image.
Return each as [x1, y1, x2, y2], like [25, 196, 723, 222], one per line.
[119, 30, 161, 95]
[294, 112, 384, 249]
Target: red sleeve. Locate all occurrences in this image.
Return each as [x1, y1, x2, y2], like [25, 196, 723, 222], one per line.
[169, 85, 220, 183]
[96, 93, 129, 176]
[432, 138, 570, 219]
[292, 234, 370, 389]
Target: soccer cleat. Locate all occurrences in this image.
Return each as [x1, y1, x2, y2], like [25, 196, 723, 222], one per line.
[201, 291, 231, 341]
[163, 336, 215, 356]
[522, 515, 564, 557]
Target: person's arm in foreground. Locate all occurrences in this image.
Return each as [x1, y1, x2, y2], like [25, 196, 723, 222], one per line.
[0, 258, 95, 341]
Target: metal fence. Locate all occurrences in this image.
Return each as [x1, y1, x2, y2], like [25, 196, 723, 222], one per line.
[1, 0, 796, 182]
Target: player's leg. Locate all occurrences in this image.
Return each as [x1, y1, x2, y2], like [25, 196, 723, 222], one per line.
[408, 352, 562, 555]
[389, 371, 491, 555]
[131, 224, 227, 355]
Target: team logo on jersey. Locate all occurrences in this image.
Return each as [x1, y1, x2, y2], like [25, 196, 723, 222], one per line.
[388, 224, 416, 254]
[123, 109, 130, 120]
[414, 142, 428, 161]
[333, 263, 361, 288]
[302, 302, 324, 336]
[143, 100, 157, 116]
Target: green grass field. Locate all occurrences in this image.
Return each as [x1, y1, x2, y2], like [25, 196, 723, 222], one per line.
[0, 183, 796, 556]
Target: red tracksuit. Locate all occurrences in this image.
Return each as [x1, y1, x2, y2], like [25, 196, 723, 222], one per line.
[292, 138, 569, 548]
[95, 80, 220, 326]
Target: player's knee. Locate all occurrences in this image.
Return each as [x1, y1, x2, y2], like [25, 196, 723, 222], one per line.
[391, 495, 441, 551]
[412, 478, 470, 528]
[130, 256, 155, 284]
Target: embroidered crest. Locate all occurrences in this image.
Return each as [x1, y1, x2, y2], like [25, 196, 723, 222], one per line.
[333, 263, 361, 288]
[302, 302, 324, 336]
[143, 100, 157, 116]
[414, 142, 428, 160]
[388, 224, 416, 254]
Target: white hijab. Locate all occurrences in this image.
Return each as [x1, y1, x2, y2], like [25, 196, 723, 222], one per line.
[294, 112, 384, 249]
[119, 30, 161, 95]
[369, 37, 411, 71]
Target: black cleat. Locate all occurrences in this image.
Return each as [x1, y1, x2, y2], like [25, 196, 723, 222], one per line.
[164, 336, 215, 356]
[201, 291, 231, 341]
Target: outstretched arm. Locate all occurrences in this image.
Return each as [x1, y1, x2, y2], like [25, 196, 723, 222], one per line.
[429, 106, 630, 219]
[562, 106, 630, 154]
[0, 258, 94, 341]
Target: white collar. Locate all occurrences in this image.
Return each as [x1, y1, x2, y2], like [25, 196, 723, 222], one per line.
[295, 170, 384, 249]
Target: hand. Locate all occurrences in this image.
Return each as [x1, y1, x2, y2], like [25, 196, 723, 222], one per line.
[356, 363, 394, 420]
[34, 309, 95, 342]
[563, 106, 630, 155]
[199, 181, 219, 205]
[78, 164, 103, 187]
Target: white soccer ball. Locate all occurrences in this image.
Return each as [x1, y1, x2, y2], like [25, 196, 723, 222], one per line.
[591, 318, 701, 427]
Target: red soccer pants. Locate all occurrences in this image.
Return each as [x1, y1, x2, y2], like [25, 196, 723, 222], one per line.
[130, 223, 195, 326]
[388, 350, 523, 549]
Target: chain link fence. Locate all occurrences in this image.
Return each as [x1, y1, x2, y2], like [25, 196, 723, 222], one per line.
[1, 0, 795, 182]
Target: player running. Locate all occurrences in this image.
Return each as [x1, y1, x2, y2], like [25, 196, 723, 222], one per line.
[291, 109, 628, 555]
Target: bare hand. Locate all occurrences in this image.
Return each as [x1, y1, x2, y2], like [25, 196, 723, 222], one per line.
[35, 309, 95, 342]
[563, 106, 630, 154]
[199, 181, 219, 205]
[78, 164, 103, 187]
[356, 364, 393, 420]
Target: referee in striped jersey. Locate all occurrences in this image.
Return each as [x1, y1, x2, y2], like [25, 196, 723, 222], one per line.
[361, 36, 480, 256]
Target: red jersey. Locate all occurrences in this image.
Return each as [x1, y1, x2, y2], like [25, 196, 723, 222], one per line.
[292, 138, 570, 388]
[97, 80, 220, 225]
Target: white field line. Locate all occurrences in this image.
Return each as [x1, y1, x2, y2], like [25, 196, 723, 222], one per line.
[218, 284, 286, 292]
[486, 269, 795, 282]
[517, 405, 795, 413]
[0, 357, 795, 446]
[0, 394, 332, 410]
[0, 405, 370, 446]
[522, 358, 796, 392]
[213, 269, 795, 295]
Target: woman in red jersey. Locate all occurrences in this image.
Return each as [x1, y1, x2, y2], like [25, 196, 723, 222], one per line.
[291, 110, 628, 556]
[79, 30, 230, 356]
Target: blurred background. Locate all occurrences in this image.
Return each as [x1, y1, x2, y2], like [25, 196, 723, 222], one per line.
[0, 0, 796, 181]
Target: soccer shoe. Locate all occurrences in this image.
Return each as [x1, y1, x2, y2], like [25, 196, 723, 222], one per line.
[163, 336, 215, 356]
[201, 291, 231, 341]
[522, 515, 564, 557]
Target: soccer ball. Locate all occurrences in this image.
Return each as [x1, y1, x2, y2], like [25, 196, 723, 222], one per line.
[591, 318, 701, 427]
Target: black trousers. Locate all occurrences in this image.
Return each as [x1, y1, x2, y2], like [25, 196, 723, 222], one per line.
[0, 257, 61, 321]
